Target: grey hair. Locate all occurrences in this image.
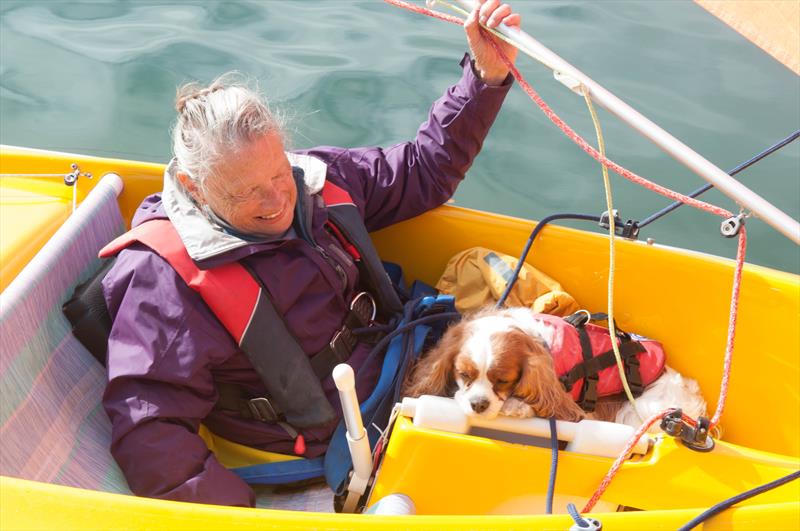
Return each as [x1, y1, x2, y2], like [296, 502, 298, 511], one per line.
[171, 72, 286, 188]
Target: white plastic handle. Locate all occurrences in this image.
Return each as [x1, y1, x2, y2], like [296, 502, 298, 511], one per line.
[333, 363, 373, 512]
[333, 363, 364, 440]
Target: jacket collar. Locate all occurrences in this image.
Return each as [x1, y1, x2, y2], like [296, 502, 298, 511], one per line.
[162, 152, 328, 262]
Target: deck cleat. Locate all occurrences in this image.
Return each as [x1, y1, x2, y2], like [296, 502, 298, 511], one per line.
[661, 409, 715, 452]
[599, 210, 640, 240]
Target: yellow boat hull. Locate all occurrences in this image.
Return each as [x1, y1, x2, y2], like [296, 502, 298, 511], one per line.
[1, 145, 798, 529]
[3, 474, 799, 531]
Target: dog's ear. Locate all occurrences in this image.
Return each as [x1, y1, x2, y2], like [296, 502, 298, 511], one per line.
[514, 336, 585, 422]
[402, 320, 466, 398]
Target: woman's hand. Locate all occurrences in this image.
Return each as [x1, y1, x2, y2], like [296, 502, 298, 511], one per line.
[464, 0, 521, 86]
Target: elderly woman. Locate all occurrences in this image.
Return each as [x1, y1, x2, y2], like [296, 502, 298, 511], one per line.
[101, 1, 520, 507]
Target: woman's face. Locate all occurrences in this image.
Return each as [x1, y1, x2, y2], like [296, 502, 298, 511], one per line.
[188, 132, 298, 237]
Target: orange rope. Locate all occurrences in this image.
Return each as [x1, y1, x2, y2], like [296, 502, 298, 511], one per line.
[383, 0, 464, 25]
[581, 409, 689, 512]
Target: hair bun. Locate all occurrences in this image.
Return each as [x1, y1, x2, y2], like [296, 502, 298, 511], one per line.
[175, 82, 225, 114]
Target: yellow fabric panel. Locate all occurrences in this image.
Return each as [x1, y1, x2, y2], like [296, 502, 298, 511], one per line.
[696, 0, 800, 75]
[0, 178, 71, 291]
[198, 425, 300, 469]
[435, 246, 580, 315]
[0, 145, 164, 290]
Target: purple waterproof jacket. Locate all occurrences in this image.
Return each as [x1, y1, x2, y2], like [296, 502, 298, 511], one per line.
[102, 55, 511, 507]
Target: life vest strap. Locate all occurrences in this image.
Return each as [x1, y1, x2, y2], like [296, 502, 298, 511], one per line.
[213, 290, 382, 423]
[564, 310, 632, 340]
[215, 381, 283, 422]
[99, 219, 260, 344]
[309, 291, 379, 378]
[576, 326, 599, 411]
[559, 340, 648, 408]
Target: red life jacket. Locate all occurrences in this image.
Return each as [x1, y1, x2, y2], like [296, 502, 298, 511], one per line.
[534, 313, 666, 411]
[99, 180, 402, 429]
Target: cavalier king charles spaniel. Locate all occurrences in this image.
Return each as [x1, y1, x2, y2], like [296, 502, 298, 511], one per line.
[403, 307, 707, 432]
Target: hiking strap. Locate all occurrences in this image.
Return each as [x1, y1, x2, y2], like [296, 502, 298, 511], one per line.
[232, 456, 326, 485]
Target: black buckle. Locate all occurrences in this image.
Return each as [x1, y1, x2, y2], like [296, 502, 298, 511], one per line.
[248, 397, 280, 422]
[579, 373, 599, 412]
[623, 355, 644, 396]
[329, 327, 354, 363]
[559, 374, 573, 393]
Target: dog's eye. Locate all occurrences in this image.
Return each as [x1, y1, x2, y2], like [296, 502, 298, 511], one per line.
[457, 371, 473, 383]
[496, 379, 510, 385]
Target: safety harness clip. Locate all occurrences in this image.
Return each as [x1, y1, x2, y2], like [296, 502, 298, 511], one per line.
[248, 397, 280, 423]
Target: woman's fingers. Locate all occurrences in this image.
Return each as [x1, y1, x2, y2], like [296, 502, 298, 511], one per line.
[500, 12, 521, 28]
[478, 0, 500, 25]
[486, 3, 511, 28]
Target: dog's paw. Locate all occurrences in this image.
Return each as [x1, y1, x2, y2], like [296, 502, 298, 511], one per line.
[500, 397, 535, 418]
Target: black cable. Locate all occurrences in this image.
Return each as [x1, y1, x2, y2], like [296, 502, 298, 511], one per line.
[638, 129, 800, 229]
[677, 470, 800, 531]
[496, 131, 799, 307]
[496, 213, 601, 307]
[359, 310, 460, 371]
[545, 416, 559, 514]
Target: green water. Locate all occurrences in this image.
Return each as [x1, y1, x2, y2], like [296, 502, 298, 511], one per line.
[1, 1, 798, 273]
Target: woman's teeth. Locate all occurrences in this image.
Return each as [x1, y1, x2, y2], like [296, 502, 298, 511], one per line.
[257, 207, 283, 220]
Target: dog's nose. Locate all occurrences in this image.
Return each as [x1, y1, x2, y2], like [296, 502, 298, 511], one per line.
[470, 397, 490, 414]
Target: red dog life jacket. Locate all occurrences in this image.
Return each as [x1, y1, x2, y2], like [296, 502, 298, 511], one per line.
[533, 313, 667, 411]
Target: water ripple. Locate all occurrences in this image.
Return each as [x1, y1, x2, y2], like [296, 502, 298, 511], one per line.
[1, 0, 797, 271]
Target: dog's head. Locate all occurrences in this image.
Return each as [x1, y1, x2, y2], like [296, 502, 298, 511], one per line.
[403, 310, 585, 421]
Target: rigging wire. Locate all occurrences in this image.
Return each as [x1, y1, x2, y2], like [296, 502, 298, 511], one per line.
[639, 129, 800, 228]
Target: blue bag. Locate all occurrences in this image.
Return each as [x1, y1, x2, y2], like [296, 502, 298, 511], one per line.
[231, 287, 459, 499]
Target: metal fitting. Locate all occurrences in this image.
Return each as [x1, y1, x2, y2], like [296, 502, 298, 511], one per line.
[720, 214, 745, 238]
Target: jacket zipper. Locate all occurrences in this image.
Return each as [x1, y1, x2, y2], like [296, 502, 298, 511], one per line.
[326, 241, 355, 270]
[315, 244, 347, 290]
[294, 190, 348, 291]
